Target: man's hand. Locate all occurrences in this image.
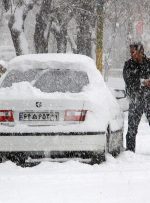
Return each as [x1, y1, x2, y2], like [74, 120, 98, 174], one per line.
[143, 79, 150, 88]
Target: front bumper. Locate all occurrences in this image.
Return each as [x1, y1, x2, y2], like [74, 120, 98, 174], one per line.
[0, 132, 106, 152]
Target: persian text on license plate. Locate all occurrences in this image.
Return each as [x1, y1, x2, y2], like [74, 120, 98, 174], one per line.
[19, 112, 59, 121]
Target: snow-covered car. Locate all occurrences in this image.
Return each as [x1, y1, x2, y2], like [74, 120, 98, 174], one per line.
[0, 54, 124, 166]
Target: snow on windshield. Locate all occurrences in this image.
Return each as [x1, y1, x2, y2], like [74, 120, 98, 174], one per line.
[1, 69, 40, 88]
[7, 53, 105, 88]
[34, 69, 89, 93]
[1, 69, 89, 93]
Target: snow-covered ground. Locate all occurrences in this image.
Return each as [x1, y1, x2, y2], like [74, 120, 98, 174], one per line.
[0, 78, 150, 203]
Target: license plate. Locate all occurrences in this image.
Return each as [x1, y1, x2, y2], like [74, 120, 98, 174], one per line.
[19, 112, 59, 121]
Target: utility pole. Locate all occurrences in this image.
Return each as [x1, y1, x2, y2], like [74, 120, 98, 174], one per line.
[96, 0, 104, 72]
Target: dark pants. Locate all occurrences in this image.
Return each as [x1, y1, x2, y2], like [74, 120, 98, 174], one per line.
[126, 92, 150, 152]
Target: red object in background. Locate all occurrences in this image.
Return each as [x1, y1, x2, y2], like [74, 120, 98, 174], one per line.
[136, 21, 144, 35]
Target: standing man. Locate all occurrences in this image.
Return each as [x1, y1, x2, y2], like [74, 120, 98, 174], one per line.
[123, 42, 150, 152]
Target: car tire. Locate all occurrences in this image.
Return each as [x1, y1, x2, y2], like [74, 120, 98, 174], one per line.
[7, 152, 40, 167]
[111, 148, 121, 157]
[91, 151, 106, 165]
[108, 131, 123, 158]
[0, 152, 6, 163]
[19, 161, 41, 168]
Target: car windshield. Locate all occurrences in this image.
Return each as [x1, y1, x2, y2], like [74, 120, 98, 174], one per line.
[1, 69, 89, 93]
[34, 69, 89, 93]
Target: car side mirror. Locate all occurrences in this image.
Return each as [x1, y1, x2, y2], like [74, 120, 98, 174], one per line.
[114, 89, 126, 99]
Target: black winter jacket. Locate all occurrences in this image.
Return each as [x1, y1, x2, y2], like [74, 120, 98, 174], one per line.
[123, 56, 150, 98]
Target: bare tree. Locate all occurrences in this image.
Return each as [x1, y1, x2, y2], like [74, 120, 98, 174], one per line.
[34, 0, 74, 53]
[52, 3, 74, 53]
[34, 0, 52, 53]
[0, 1, 5, 27]
[76, 0, 97, 58]
[34, 0, 97, 57]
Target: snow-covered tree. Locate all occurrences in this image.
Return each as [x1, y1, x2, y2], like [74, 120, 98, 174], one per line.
[2, 0, 36, 56]
[34, 0, 97, 57]
[2, 0, 97, 59]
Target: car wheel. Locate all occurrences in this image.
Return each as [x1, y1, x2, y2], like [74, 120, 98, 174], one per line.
[111, 147, 121, 157]
[0, 152, 6, 163]
[91, 151, 106, 165]
[7, 152, 25, 165]
[107, 131, 123, 158]
[20, 161, 41, 168]
[7, 152, 40, 167]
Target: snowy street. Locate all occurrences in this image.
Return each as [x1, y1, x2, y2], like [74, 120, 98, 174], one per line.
[0, 0, 150, 202]
[0, 113, 149, 203]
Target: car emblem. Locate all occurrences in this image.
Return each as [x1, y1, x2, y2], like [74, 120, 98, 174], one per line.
[36, 102, 42, 108]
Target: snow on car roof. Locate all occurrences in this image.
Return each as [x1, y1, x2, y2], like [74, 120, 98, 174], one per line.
[8, 53, 96, 73]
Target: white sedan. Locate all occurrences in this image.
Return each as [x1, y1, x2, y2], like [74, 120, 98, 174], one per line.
[0, 54, 124, 166]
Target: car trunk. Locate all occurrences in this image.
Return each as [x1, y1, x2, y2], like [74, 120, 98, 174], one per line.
[0, 97, 87, 126]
